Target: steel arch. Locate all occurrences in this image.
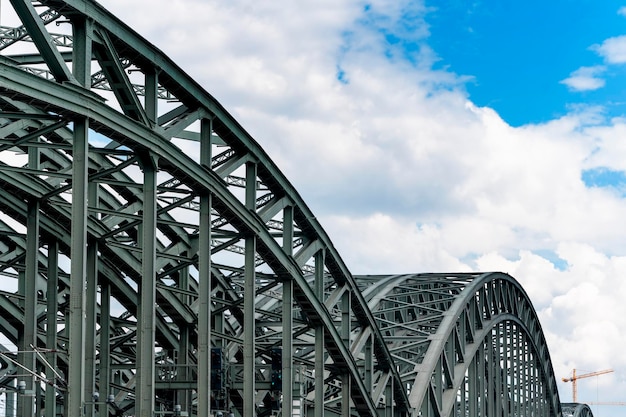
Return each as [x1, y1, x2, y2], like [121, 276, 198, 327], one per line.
[561, 403, 594, 417]
[0, 1, 407, 417]
[0, 1, 571, 417]
[357, 273, 562, 417]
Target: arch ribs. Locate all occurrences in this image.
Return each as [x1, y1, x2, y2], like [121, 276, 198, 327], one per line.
[0, 2, 567, 417]
[357, 273, 562, 417]
[0, 1, 407, 416]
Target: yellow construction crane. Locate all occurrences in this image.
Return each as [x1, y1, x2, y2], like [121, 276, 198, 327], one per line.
[561, 369, 614, 402]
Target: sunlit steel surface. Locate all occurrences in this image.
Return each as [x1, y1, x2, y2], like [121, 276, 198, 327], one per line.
[562, 403, 595, 417]
[0, 1, 583, 417]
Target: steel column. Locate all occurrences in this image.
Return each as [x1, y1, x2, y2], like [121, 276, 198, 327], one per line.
[341, 290, 351, 417]
[6, 382, 15, 417]
[282, 205, 294, 417]
[487, 329, 494, 417]
[364, 336, 372, 396]
[99, 281, 112, 417]
[479, 342, 485, 416]
[244, 161, 257, 417]
[85, 181, 99, 417]
[145, 68, 158, 124]
[198, 117, 212, 416]
[67, 116, 89, 417]
[384, 380, 393, 417]
[85, 239, 98, 417]
[503, 322, 510, 416]
[66, 13, 92, 417]
[18, 200, 38, 417]
[314, 249, 325, 417]
[136, 154, 158, 417]
[72, 14, 93, 88]
[525, 341, 530, 415]
[514, 330, 520, 416]
[45, 240, 59, 417]
[177, 263, 191, 414]
[469, 352, 477, 417]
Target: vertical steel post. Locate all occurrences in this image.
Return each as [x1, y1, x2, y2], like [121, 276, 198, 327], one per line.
[6, 381, 15, 417]
[68, 116, 89, 417]
[282, 205, 294, 417]
[364, 336, 372, 395]
[531, 355, 541, 416]
[85, 238, 98, 417]
[85, 183, 99, 417]
[22, 129, 41, 417]
[384, 379, 393, 417]
[18, 200, 39, 417]
[45, 240, 59, 417]
[198, 118, 212, 416]
[487, 334, 494, 416]
[99, 281, 111, 417]
[72, 16, 92, 88]
[469, 353, 477, 417]
[502, 322, 510, 415]
[516, 331, 521, 416]
[524, 340, 528, 414]
[139, 79, 157, 417]
[145, 68, 158, 125]
[68, 14, 92, 417]
[341, 290, 350, 417]
[492, 324, 504, 414]
[314, 250, 325, 417]
[141, 78, 159, 417]
[136, 154, 158, 417]
[478, 343, 485, 416]
[177, 264, 190, 413]
[244, 161, 257, 417]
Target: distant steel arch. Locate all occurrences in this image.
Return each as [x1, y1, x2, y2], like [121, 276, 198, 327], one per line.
[0, 1, 568, 417]
[562, 403, 595, 417]
[356, 273, 562, 417]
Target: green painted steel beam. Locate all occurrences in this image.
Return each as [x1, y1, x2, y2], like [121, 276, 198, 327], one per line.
[8, 0, 73, 82]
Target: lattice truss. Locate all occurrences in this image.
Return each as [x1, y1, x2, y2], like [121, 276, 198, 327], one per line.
[561, 403, 594, 417]
[0, 1, 407, 417]
[0, 1, 566, 417]
[356, 273, 563, 417]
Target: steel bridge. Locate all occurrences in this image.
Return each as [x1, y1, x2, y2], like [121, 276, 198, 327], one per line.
[0, 1, 595, 417]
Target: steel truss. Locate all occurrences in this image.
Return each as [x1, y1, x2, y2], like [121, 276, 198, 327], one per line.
[0, 1, 578, 417]
[561, 404, 594, 417]
[357, 273, 563, 417]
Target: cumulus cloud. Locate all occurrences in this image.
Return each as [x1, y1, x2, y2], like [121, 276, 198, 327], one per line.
[100, 0, 626, 408]
[560, 66, 606, 91]
[593, 34, 626, 64]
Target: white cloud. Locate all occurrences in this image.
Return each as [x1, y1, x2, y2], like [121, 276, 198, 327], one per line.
[560, 66, 606, 91]
[619, 6, 626, 17]
[98, 0, 626, 410]
[593, 35, 626, 63]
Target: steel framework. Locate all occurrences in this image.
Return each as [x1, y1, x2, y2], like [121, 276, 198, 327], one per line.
[0, 1, 580, 417]
[561, 404, 594, 417]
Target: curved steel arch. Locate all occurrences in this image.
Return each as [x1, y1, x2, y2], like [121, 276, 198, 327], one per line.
[0, 2, 569, 417]
[357, 272, 562, 417]
[0, 1, 407, 417]
[562, 403, 595, 417]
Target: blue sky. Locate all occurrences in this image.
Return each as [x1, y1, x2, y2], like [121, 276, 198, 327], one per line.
[428, 1, 626, 126]
[83, 0, 626, 413]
